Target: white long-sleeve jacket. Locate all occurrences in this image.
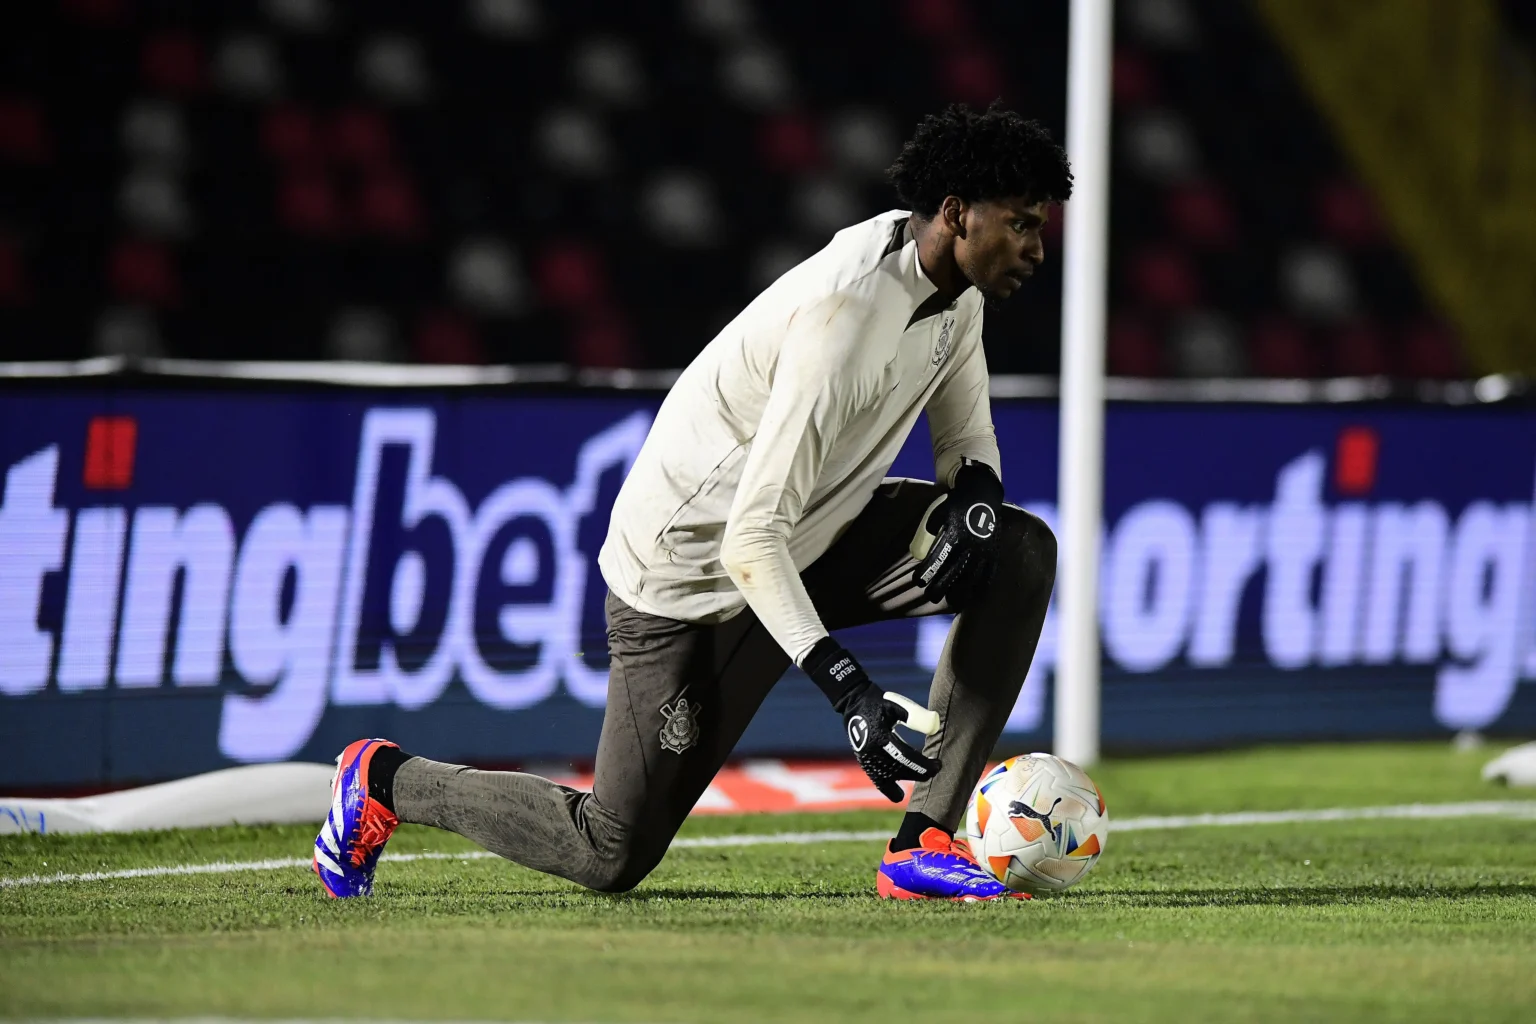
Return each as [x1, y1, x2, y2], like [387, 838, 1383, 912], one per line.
[597, 210, 1001, 665]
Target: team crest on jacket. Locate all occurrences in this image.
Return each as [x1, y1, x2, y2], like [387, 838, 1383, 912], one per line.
[932, 315, 955, 366]
[659, 698, 700, 754]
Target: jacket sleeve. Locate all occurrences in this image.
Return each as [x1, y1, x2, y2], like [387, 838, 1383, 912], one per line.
[719, 293, 878, 665]
[925, 306, 1001, 487]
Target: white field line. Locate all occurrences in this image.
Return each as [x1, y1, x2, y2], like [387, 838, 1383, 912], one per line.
[47, 1020, 597, 1024]
[1109, 800, 1536, 832]
[4, 800, 1534, 891]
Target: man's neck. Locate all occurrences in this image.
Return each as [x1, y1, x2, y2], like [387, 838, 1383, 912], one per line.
[910, 215, 968, 306]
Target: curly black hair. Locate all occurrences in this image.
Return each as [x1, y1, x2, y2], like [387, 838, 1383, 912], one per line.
[886, 102, 1073, 216]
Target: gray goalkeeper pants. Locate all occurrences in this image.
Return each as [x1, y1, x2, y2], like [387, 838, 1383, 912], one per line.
[394, 477, 1055, 892]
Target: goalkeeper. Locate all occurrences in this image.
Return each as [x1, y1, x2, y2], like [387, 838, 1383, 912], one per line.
[315, 103, 1070, 902]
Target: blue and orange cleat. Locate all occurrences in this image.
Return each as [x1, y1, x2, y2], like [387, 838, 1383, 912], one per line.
[313, 738, 401, 898]
[876, 827, 1029, 902]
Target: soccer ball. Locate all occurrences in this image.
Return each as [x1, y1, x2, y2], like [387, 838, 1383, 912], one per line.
[962, 753, 1109, 894]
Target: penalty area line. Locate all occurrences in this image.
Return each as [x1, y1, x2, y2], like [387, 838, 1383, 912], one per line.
[3, 800, 1534, 890]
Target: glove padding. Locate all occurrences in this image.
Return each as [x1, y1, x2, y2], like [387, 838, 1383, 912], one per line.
[838, 683, 942, 802]
[802, 638, 941, 803]
[911, 460, 1005, 609]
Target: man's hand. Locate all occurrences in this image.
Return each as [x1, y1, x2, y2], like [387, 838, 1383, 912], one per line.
[802, 639, 941, 802]
[910, 459, 1004, 609]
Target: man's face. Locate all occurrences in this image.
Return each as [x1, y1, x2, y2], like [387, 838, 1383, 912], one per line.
[953, 197, 1049, 303]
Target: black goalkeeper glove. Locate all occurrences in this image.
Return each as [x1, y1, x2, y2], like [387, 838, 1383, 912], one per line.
[801, 638, 941, 802]
[911, 459, 1005, 609]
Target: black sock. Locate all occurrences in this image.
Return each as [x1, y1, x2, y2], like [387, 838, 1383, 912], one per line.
[366, 744, 413, 814]
[891, 811, 948, 852]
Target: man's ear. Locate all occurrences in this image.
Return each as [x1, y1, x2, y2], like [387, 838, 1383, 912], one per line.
[940, 195, 967, 239]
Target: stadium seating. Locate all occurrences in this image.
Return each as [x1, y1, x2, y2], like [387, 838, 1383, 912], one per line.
[0, 0, 1489, 376]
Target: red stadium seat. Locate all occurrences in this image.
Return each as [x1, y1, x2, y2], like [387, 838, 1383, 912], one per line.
[1106, 314, 1166, 377]
[903, 0, 975, 42]
[1113, 47, 1159, 107]
[141, 32, 206, 96]
[262, 106, 323, 166]
[108, 239, 181, 306]
[0, 96, 50, 164]
[329, 108, 394, 168]
[1400, 321, 1463, 379]
[415, 311, 486, 364]
[939, 46, 1004, 107]
[356, 172, 425, 238]
[1316, 180, 1384, 248]
[1249, 316, 1320, 379]
[757, 112, 822, 175]
[571, 308, 638, 369]
[536, 242, 609, 311]
[1129, 246, 1201, 310]
[1167, 183, 1237, 249]
[277, 174, 345, 237]
[1330, 321, 1390, 377]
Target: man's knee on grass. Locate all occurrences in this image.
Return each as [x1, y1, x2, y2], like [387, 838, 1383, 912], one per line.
[581, 835, 666, 894]
[571, 807, 667, 893]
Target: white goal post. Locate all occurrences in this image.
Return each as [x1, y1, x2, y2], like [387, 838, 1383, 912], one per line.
[1055, 0, 1114, 766]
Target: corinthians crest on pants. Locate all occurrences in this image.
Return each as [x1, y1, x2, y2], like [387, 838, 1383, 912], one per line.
[659, 697, 700, 754]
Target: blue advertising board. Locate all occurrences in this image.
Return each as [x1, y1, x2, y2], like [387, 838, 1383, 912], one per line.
[3, 383, 1534, 788]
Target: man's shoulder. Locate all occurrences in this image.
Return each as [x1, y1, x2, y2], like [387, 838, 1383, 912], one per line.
[826, 209, 912, 268]
[712, 211, 914, 367]
[798, 210, 912, 294]
[829, 209, 912, 245]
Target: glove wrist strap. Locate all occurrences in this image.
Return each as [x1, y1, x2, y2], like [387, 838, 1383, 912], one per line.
[801, 637, 867, 710]
[955, 459, 1004, 505]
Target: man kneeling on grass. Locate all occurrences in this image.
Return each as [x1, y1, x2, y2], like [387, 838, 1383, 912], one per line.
[314, 103, 1069, 902]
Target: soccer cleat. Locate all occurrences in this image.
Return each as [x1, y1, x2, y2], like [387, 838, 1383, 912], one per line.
[876, 827, 1030, 902]
[313, 738, 401, 898]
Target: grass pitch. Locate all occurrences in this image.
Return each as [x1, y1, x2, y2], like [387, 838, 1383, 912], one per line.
[3, 742, 1535, 1023]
